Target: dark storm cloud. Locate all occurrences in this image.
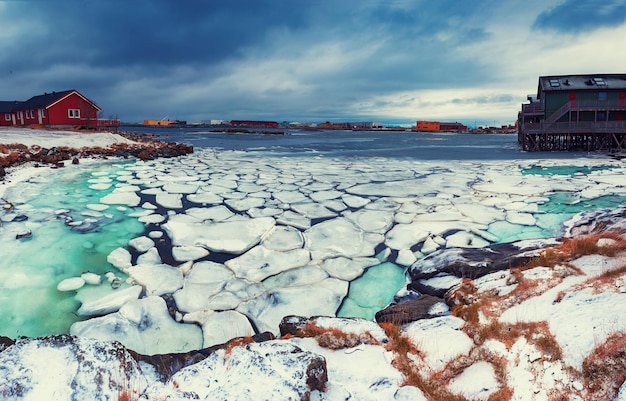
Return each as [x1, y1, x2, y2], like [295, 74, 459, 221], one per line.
[533, 0, 625, 33]
[0, 0, 624, 123]
[2, 0, 309, 68]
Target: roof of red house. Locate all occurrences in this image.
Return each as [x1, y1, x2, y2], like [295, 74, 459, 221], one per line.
[0, 90, 101, 112]
[20, 90, 75, 109]
[0, 101, 20, 113]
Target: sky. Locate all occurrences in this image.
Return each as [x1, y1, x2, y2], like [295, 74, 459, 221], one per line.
[0, 0, 624, 127]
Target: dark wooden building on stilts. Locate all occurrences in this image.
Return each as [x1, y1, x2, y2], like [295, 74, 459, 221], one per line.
[518, 74, 626, 152]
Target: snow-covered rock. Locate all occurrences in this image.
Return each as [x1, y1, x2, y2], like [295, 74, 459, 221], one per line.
[159, 341, 327, 401]
[0, 335, 147, 401]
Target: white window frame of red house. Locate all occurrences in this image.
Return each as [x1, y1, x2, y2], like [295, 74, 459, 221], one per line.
[4, 113, 10, 121]
[41, 109, 46, 118]
[26, 110, 34, 119]
[68, 109, 81, 118]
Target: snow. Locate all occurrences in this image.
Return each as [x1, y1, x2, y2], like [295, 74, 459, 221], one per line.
[0, 336, 147, 401]
[0, 128, 136, 148]
[404, 316, 474, 371]
[447, 361, 500, 400]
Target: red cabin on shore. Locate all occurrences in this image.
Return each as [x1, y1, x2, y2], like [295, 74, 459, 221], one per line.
[0, 90, 120, 129]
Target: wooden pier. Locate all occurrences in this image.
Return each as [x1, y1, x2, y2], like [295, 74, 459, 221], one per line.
[518, 122, 626, 152]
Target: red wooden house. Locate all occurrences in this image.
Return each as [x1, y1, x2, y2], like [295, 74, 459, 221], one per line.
[0, 90, 119, 128]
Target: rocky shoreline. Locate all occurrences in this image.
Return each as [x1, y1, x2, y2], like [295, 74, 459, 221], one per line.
[0, 131, 193, 179]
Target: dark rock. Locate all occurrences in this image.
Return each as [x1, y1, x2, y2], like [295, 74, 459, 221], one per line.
[279, 315, 310, 337]
[410, 276, 457, 298]
[15, 229, 32, 240]
[0, 166, 5, 179]
[563, 207, 626, 238]
[375, 294, 444, 325]
[409, 240, 552, 282]
[0, 335, 15, 352]
[72, 157, 79, 165]
[131, 331, 276, 382]
[392, 288, 422, 304]
[305, 353, 328, 395]
[12, 214, 28, 222]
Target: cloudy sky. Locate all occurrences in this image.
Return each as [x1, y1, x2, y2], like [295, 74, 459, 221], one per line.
[0, 0, 624, 126]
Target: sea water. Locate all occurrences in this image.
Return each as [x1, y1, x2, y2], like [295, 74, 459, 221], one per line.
[0, 163, 144, 337]
[1, 128, 625, 339]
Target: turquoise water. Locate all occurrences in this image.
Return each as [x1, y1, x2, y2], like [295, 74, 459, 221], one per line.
[521, 165, 618, 176]
[539, 193, 626, 215]
[0, 163, 144, 338]
[337, 262, 407, 321]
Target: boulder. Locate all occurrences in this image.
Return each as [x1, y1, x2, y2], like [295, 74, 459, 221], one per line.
[563, 207, 626, 238]
[132, 331, 276, 382]
[408, 241, 551, 282]
[0, 336, 15, 352]
[164, 341, 327, 401]
[375, 294, 446, 325]
[0, 335, 147, 400]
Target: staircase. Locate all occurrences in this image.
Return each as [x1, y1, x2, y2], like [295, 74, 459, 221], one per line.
[543, 101, 572, 125]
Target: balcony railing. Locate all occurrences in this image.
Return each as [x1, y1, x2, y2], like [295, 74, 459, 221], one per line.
[521, 99, 626, 119]
[94, 119, 121, 127]
[521, 102, 544, 114]
[568, 99, 626, 110]
[521, 121, 626, 134]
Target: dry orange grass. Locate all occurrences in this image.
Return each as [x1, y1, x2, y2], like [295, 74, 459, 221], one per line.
[294, 321, 380, 350]
[582, 331, 626, 400]
[523, 233, 626, 271]
[224, 336, 255, 355]
[380, 320, 514, 401]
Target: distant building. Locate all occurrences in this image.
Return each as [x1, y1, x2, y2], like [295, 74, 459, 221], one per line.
[415, 121, 440, 132]
[143, 119, 186, 126]
[518, 74, 626, 151]
[230, 120, 279, 128]
[439, 122, 468, 132]
[318, 121, 383, 130]
[0, 90, 119, 129]
[416, 121, 467, 132]
[318, 122, 352, 130]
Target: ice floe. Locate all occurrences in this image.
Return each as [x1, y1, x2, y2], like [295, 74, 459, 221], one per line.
[70, 296, 203, 355]
[4, 143, 626, 355]
[163, 216, 275, 254]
